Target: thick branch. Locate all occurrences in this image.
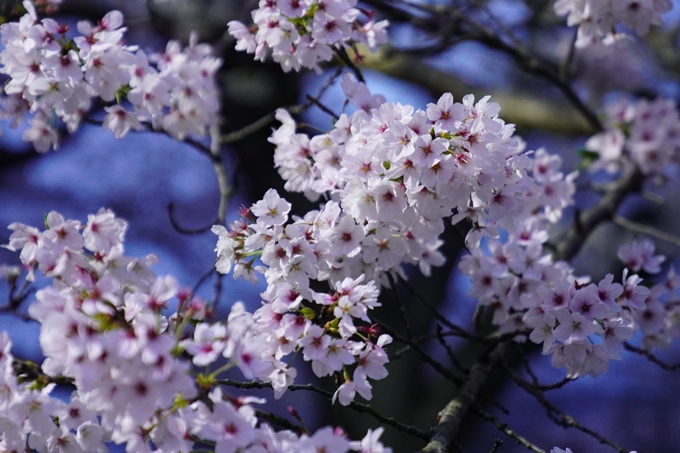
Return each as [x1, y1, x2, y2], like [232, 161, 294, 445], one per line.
[555, 168, 644, 261]
[416, 343, 506, 453]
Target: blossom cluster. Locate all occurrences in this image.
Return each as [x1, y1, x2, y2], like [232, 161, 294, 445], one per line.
[270, 74, 575, 262]
[461, 235, 652, 378]
[621, 239, 680, 350]
[585, 97, 680, 176]
[1, 209, 392, 453]
[554, 0, 672, 47]
[453, 144, 667, 378]
[228, 0, 389, 73]
[212, 188, 394, 404]
[243, 73, 678, 379]
[0, 2, 221, 151]
[216, 75, 638, 379]
[213, 76, 575, 403]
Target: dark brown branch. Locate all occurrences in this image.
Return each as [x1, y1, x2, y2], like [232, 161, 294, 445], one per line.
[386, 273, 414, 340]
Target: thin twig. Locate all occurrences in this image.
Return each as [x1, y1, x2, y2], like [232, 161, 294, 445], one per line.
[221, 112, 277, 144]
[305, 94, 340, 120]
[436, 324, 468, 374]
[473, 408, 545, 453]
[509, 370, 629, 452]
[217, 379, 430, 440]
[211, 272, 223, 311]
[531, 377, 573, 392]
[387, 273, 414, 340]
[372, 317, 462, 384]
[192, 266, 218, 296]
[398, 276, 481, 342]
[624, 342, 680, 371]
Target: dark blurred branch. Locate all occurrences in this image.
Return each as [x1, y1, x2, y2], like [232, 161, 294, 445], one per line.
[614, 215, 680, 248]
[555, 168, 644, 261]
[0, 271, 35, 322]
[361, 0, 602, 133]
[13, 357, 74, 386]
[0, 149, 40, 168]
[334, 47, 365, 83]
[355, 45, 595, 134]
[167, 202, 216, 234]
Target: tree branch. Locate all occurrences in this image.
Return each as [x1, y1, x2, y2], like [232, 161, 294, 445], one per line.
[614, 215, 680, 248]
[416, 342, 506, 453]
[555, 168, 644, 261]
[217, 379, 430, 440]
[472, 407, 545, 453]
[624, 342, 680, 371]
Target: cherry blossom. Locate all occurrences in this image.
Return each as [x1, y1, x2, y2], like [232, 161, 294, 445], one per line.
[0, 4, 221, 149]
[228, 0, 389, 72]
[554, 0, 671, 47]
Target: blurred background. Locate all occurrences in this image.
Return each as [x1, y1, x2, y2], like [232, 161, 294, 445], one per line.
[1, 0, 680, 451]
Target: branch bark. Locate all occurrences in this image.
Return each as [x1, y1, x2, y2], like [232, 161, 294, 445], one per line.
[416, 343, 506, 453]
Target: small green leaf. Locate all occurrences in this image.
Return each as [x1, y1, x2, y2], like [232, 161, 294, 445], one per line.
[576, 148, 600, 170]
[197, 373, 214, 390]
[576, 149, 599, 160]
[173, 393, 189, 409]
[300, 307, 316, 320]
